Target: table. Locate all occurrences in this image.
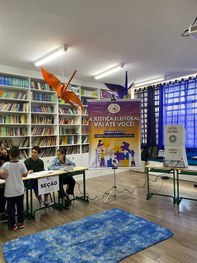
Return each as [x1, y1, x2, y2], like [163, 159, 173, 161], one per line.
[146, 164, 197, 205]
[146, 165, 176, 204]
[0, 167, 88, 218]
[175, 166, 197, 205]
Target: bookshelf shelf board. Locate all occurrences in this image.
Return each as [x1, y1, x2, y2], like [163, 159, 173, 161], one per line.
[59, 124, 80, 127]
[59, 133, 79, 136]
[32, 134, 58, 137]
[0, 123, 30, 126]
[58, 113, 79, 117]
[31, 124, 55, 126]
[0, 110, 29, 114]
[31, 88, 56, 94]
[31, 112, 56, 115]
[82, 124, 88, 126]
[82, 133, 89, 135]
[0, 85, 29, 92]
[82, 143, 89, 145]
[39, 145, 57, 148]
[0, 136, 29, 138]
[0, 98, 27, 102]
[31, 100, 57, 105]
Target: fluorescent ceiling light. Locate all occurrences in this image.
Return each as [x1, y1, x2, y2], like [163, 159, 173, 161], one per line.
[34, 44, 68, 67]
[94, 64, 124, 80]
[135, 77, 165, 88]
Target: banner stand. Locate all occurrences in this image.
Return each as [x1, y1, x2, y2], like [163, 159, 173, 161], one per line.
[104, 167, 118, 204]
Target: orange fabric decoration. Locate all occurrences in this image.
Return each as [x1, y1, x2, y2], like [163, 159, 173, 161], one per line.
[0, 91, 3, 96]
[41, 67, 83, 110]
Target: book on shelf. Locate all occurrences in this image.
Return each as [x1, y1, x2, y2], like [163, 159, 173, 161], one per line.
[58, 106, 79, 115]
[59, 127, 79, 135]
[31, 80, 53, 92]
[59, 117, 77, 124]
[0, 114, 27, 124]
[59, 135, 79, 145]
[82, 136, 89, 144]
[40, 147, 56, 157]
[31, 105, 54, 113]
[31, 127, 54, 136]
[0, 91, 27, 100]
[81, 89, 98, 97]
[31, 92, 56, 102]
[0, 76, 29, 88]
[32, 136, 56, 147]
[63, 145, 80, 154]
[82, 145, 89, 153]
[0, 127, 28, 136]
[0, 103, 29, 112]
[31, 115, 54, 124]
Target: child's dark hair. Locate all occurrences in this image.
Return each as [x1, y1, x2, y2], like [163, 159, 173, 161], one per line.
[57, 148, 67, 155]
[32, 145, 41, 154]
[9, 146, 20, 158]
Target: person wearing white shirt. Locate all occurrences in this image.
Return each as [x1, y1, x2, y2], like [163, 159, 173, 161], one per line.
[0, 146, 28, 231]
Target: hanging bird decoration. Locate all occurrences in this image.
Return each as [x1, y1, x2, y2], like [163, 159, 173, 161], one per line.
[0, 91, 3, 97]
[104, 71, 134, 99]
[41, 67, 83, 110]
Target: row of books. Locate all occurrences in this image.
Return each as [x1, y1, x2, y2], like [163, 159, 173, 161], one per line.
[31, 115, 54, 124]
[81, 117, 88, 125]
[40, 147, 56, 157]
[62, 145, 80, 154]
[0, 127, 27, 136]
[82, 126, 89, 134]
[81, 97, 88, 105]
[82, 145, 89, 153]
[59, 127, 79, 135]
[0, 76, 29, 88]
[0, 91, 27, 100]
[82, 136, 89, 144]
[59, 107, 78, 115]
[59, 117, 78, 124]
[82, 108, 88, 115]
[31, 92, 56, 102]
[0, 103, 28, 112]
[59, 135, 79, 145]
[31, 127, 54, 136]
[3, 138, 29, 148]
[0, 114, 27, 124]
[31, 81, 53, 92]
[32, 136, 56, 146]
[31, 105, 54, 113]
[81, 89, 98, 97]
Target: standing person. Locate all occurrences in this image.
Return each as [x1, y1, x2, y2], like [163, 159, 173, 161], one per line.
[24, 146, 50, 208]
[48, 148, 76, 207]
[0, 141, 10, 223]
[0, 146, 27, 231]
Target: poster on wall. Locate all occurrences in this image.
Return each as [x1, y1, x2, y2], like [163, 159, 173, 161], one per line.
[88, 99, 141, 168]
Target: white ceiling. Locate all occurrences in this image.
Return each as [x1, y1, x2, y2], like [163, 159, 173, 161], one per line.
[1, 0, 197, 86]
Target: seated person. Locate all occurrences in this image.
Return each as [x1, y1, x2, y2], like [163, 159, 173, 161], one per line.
[24, 146, 51, 208]
[48, 148, 76, 207]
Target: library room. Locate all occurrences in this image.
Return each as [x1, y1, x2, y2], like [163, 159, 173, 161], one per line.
[0, 1, 197, 262]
